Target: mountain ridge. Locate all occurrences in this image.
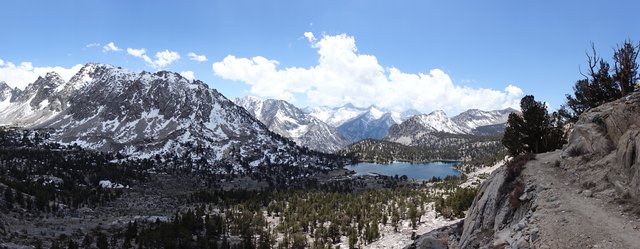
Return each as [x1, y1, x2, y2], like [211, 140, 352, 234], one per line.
[234, 96, 348, 153]
[0, 63, 348, 173]
[386, 108, 515, 146]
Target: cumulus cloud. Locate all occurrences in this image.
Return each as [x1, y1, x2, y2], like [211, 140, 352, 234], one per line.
[127, 48, 180, 69]
[212, 32, 524, 114]
[0, 59, 83, 89]
[180, 71, 195, 80]
[154, 50, 180, 68]
[126, 48, 146, 57]
[188, 52, 208, 62]
[102, 42, 122, 52]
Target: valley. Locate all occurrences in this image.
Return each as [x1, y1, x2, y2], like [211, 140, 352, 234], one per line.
[3, 47, 638, 249]
[0, 64, 503, 248]
[0, 127, 490, 249]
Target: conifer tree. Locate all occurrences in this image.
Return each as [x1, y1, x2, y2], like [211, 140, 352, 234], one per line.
[503, 95, 565, 156]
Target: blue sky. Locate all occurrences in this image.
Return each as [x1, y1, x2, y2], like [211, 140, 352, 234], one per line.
[1, 0, 638, 115]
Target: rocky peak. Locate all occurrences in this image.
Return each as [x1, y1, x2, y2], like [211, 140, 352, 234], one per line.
[66, 63, 106, 90]
[451, 108, 515, 133]
[0, 81, 12, 101]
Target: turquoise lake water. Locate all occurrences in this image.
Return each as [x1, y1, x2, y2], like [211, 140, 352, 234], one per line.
[345, 161, 461, 180]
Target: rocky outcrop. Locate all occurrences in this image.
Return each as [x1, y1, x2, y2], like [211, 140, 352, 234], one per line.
[562, 92, 640, 200]
[457, 165, 537, 248]
[407, 221, 464, 249]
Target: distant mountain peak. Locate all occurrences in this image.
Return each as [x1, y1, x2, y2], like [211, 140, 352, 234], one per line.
[234, 97, 348, 153]
[427, 109, 448, 117]
[343, 103, 358, 109]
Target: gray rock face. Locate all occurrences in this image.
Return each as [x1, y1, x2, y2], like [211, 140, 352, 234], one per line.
[234, 96, 348, 153]
[562, 91, 640, 200]
[457, 165, 536, 249]
[458, 167, 509, 248]
[407, 221, 464, 249]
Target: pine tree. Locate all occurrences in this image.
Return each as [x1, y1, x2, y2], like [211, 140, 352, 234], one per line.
[614, 40, 639, 96]
[502, 95, 565, 156]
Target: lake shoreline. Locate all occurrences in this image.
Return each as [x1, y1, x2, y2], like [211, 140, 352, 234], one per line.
[345, 161, 462, 181]
[351, 158, 462, 165]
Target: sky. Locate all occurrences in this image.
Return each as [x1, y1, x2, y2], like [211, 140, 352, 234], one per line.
[1, 0, 639, 115]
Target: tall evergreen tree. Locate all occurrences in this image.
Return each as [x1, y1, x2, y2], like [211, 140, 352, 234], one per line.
[502, 95, 565, 156]
[613, 40, 639, 96]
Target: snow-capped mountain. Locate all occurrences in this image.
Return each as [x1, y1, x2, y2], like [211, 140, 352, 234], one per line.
[451, 108, 515, 133]
[304, 103, 369, 127]
[386, 108, 516, 146]
[305, 104, 420, 142]
[337, 106, 400, 141]
[1, 63, 346, 172]
[0, 72, 71, 127]
[234, 96, 348, 153]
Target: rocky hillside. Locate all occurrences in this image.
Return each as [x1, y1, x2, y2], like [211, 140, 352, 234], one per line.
[410, 92, 640, 248]
[233, 96, 348, 153]
[1, 63, 348, 173]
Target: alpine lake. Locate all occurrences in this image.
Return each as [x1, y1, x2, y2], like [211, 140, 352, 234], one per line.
[345, 161, 461, 181]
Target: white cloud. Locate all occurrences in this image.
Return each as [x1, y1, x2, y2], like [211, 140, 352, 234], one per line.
[188, 52, 208, 62]
[0, 59, 83, 90]
[180, 71, 195, 80]
[154, 50, 180, 68]
[303, 32, 316, 42]
[85, 43, 100, 48]
[212, 32, 523, 114]
[103, 42, 122, 52]
[127, 48, 180, 69]
[127, 48, 147, 57]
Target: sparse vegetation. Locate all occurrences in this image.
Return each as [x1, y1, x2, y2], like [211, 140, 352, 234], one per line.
[499, 153, 535, 209]
[435, 186, 478, 219]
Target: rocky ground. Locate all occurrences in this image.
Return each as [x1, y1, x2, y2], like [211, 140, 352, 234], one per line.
[527, 151, 640, 249]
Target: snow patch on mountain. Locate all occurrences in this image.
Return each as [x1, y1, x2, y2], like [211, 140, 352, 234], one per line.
[234, 96, 348, 153]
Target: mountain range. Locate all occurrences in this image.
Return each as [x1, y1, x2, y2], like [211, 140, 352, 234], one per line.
[235, 95, 515, 153]
[0, 62, 516, 165]
[233, 96, 348, 153]
[386, 108, 515, 146]
[0, 63, 346, 173]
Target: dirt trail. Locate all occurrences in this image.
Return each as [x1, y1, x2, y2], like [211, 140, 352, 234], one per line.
[524, 151, 640, 249]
